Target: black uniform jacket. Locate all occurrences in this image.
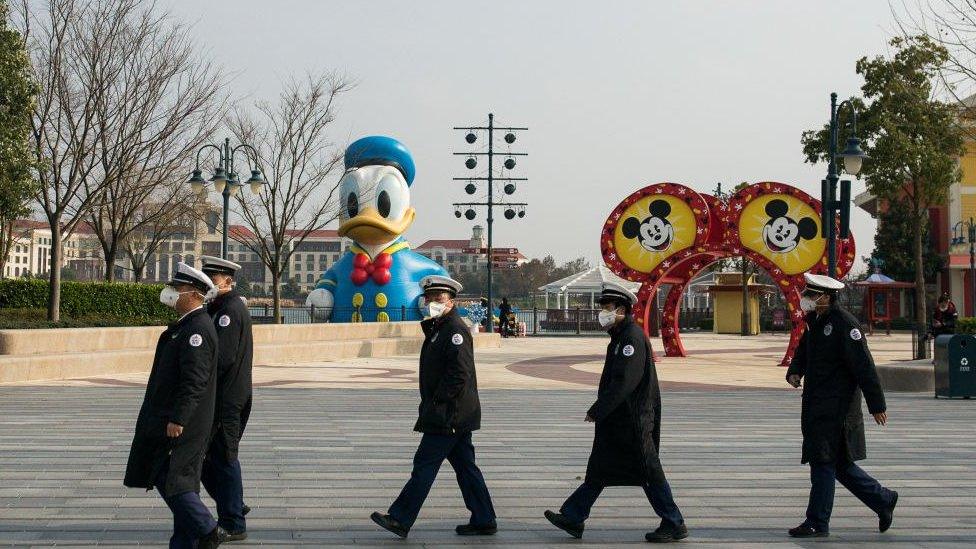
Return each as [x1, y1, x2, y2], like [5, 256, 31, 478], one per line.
[207, 289, 253, 460]
[585, 316, 666, 486]
[786, 303, 886, 464]
[414, 307, 481, 435]
[124, 308, 218, 494]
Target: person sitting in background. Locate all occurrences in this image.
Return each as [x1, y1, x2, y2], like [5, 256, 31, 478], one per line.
[932, 293, 958, 338]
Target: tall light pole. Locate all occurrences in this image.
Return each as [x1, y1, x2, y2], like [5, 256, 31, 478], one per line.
[452, 113, 528, 333]
[951, 218, 976, 315]
[188, 138, 265, 259]
[822, 92, 869, 278]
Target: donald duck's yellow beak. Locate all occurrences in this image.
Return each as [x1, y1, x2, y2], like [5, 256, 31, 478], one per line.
[339, 207, 416, 246]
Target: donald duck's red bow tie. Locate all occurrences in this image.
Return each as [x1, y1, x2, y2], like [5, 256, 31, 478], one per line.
[351, 253, 392, 286]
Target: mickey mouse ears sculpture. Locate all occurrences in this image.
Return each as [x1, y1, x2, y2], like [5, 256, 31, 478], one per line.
[601, 182, 855, 367]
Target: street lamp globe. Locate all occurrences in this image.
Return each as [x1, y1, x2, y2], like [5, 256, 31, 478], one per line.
[838, 136, 867, 176]
[188, 169, 206, 194]
[246, 169, 266, 194]
[211, 167, 228, 193]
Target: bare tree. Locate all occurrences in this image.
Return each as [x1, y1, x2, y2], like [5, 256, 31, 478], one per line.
[122, 199, 197, 282]
[83, 2, 224, 281]
[892, 1, 976, 128]
[226, 73, 353, 323]
[19, 0, 110, 318]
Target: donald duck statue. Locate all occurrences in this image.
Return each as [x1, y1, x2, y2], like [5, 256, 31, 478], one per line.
[306, 136, 448, 322]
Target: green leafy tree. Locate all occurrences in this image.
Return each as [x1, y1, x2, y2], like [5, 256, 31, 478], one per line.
[801, 36, 965, 358]
[281, 276, 302, 300]
[0, 0, 36, 277]
[871, 198, 943, 283]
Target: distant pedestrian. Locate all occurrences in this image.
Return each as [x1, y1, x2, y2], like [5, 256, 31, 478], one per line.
[785, 273, 897, 538]
[931, 293, 958, 338]
[499, 297, 513, 337]
[371, 275, 497, 538]
[200, 256, 254, 543]
[124, 263, 224, 549]
[544, 282, 687, 543]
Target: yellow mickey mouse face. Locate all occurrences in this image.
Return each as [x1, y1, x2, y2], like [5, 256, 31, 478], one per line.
[739, 194, 824, 275]
[613, 195, 697, 274]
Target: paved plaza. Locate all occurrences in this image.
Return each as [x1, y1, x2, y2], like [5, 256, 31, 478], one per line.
[1, 333, 974, 547]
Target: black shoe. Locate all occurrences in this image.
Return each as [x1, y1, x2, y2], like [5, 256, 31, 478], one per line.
[788, 524, 828, 538]
[198, 527, 223, 549]
[544, 510, 583, 539]
[456, 521, 497, 535]
[645, 521, 688, 543]
[371, 512, 409, 538]
[218, 528, 247, 543]
[879, 491, 898, 533]
[242, 504, 250, 516]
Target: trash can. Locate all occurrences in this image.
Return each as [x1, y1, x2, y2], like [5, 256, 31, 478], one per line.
[933, 334, 976, 399]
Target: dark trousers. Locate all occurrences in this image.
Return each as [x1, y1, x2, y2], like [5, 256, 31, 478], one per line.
[804, 460, 895, 531]
[155, 461, 217, 549]
[388, 432, 496, 529]
[560, 481, 684, 526]
[201, 435, 246, 532]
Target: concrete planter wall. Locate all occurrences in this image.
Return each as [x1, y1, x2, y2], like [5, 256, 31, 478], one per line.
[0, 322, 500, 384]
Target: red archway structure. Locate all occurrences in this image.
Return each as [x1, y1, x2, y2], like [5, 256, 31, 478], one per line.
[601, 182, 855, 366]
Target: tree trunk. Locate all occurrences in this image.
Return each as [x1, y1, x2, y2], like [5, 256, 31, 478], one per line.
[132, 262, 144, 283]
[103, 244, 117, 282]
[0, 223, 12, 277]
[271, 271, 282, 324]
[47, 223, 62, 322]
[914, 212, 928, 359]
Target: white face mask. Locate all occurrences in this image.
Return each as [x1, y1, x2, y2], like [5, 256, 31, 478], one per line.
[160, 286, 201, 309]
[799, 296, 818, 313]
[427, 301, 448, 318]
[598, 309, 619, 328]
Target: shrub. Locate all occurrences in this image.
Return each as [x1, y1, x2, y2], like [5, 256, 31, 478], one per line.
[956, 317, 976, 334]
[697, 318, 714, 331]
[0, 279, 176, 322]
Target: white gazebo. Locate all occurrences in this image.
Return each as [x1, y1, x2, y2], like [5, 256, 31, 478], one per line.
[538, 264, 641, 309]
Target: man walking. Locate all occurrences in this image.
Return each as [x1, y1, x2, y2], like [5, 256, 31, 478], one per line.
[124, 263, 224, 548]
[200, 256, 254, 542]
[371, 275, 497, 538]
[786, 273, 898, 538]
[545, 282, 687, 543]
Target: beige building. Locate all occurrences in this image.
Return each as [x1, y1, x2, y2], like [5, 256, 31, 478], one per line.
[415, 225, 527, 276]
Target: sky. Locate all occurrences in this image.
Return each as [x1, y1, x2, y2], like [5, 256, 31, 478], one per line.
[167, 0, 901, 271]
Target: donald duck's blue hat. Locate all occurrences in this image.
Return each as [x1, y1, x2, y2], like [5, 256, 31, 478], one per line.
[344, 136, 416, 186]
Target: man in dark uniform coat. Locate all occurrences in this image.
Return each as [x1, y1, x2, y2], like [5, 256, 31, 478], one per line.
[786, 273, 898, 538]
[545, 282, 687, 543]
[199, 256, 254, 542]
[371, 275, 497, 538]
[124, 263, 224, 549]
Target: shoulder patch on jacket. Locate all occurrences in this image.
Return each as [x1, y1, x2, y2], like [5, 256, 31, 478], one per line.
[622, 344, 635, 356]
[850, 328, 862, 341]
[218, 314, 231, 327]
[451, 333, 463, 345]
[189, 334, 203, 347]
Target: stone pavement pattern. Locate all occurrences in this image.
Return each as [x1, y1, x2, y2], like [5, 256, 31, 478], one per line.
[1, 385, 974, 547]
[18, 332, 920, 391]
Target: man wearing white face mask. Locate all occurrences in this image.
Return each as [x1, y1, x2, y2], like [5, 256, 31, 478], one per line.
[545, 282, 687, 543]
[371, 275, 497, 539]
[786, 273, 895, 538]
[125, 263, 224, 548]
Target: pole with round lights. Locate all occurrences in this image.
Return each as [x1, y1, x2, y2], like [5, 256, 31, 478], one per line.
[188, 138, 266, 259]
[951, 217, 976, 313]
[822, 92, 868, 278]
[452, 113, 528, 333]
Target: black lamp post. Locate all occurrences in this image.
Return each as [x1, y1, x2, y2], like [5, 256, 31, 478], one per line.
[189, 138, 265, 259]
[822, 92, 869, 278]
[452, 113, 528, 334]
[951, 217, 976, 314]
